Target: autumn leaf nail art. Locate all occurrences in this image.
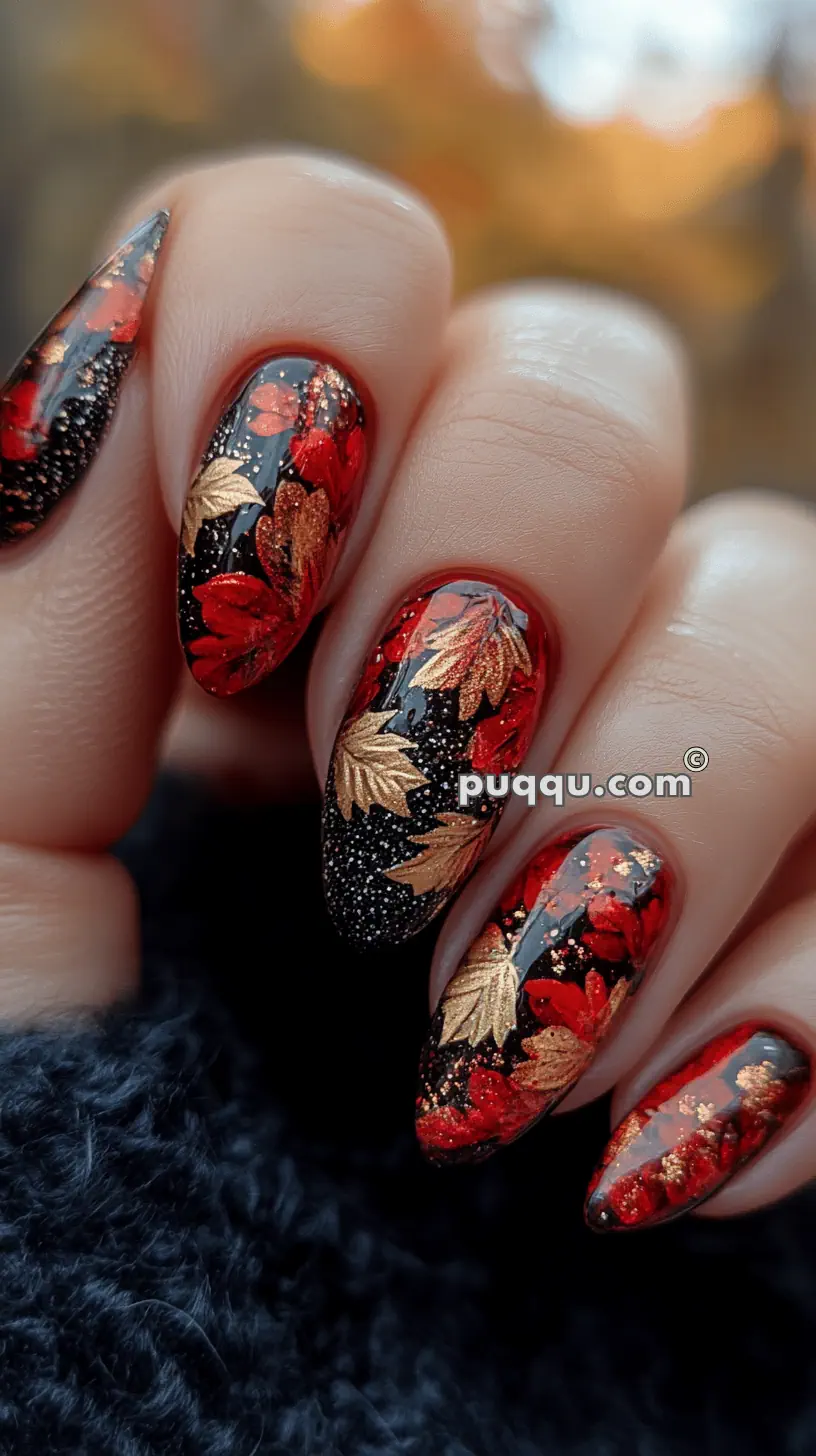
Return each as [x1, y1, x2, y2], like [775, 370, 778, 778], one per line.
[585, 1025, 810, 1231]
[321, 577, 548, 949]
[416, 826, 672, 1164]
[0, 210, 168, 542]
[178, 357, 367, 696]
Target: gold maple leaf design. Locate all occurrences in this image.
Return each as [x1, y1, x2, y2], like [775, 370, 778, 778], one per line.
[182, 457, 263, 555]
[510, 1026, 594, 1094]
[439, 923, 519, 1049]
[594, 978, 630, 1040]
[258, 480, 330, 611]
[410, 594, 533, 720]
[332, 710, 428, 821]
[384, 812, 492, 897]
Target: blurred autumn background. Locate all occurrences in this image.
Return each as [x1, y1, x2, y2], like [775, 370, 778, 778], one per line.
[3, 0, 816, 501]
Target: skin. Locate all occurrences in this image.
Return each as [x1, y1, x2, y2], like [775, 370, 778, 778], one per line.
[4, 151, 816, 1220]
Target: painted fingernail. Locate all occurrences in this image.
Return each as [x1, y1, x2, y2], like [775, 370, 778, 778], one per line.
[584, 1024, 810, 1231]
[178, 357, 367, 696]
[416, 826, 671, 1164]
[0, 211, 168, 543]
[321, 576, 548, 949]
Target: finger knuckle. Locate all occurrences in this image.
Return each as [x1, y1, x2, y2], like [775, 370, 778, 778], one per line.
[183, 150, 450, 273]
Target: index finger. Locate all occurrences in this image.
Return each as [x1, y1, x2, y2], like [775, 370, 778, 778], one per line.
[136, 153, 453, 694]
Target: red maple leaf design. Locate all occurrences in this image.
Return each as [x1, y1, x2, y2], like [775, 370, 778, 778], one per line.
[499, 839, 571, 915]
[84, 281, 143, 343]
[188, 572, 295, 696]
[583, 889, 664, 966]
[416, 1067, 537, 1154]
[524, 968, 622, 1041]
[289, 423, 365, 515]
[470, 669, 538, 775]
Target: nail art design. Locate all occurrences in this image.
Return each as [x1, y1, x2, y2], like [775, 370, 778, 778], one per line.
[416, 826, 671, 1164]
[178, 357, 367, 696]
[0, 211, 168, 543]
[322, 577, 547, 949]
[585, 1024, 810, 1231]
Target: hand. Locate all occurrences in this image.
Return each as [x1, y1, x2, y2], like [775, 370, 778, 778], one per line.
[0, 152, 814, 1233]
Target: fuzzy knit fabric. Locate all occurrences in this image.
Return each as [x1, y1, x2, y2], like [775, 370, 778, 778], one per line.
[0, 775, 813, 1455]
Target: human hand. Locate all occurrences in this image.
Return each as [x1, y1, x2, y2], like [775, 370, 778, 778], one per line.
[1, 152, 814, 1232]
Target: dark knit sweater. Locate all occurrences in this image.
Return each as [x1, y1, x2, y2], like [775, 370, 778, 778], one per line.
[0, 776, 811, 1454]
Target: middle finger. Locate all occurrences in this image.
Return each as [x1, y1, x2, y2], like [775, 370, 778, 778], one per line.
[313, 284, 687, 948]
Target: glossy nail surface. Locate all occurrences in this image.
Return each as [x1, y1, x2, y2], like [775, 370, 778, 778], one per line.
[0, 211, 168, 543]
[322, 577, 548, 949]
[416, 826, 671, 1164]
[178, 357, 367, 696]
[585, 1024, 810, 1231]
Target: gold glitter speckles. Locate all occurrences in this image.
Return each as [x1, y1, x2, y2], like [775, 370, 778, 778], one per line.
[736, 1061, 775, 1094]
[39, 338, 67, 366]
[660, 1151, 686, 1184]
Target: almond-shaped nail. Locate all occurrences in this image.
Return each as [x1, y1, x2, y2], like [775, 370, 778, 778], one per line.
[178, 357, 367, 695]
[321, 576, 548, 949]
[0, 210, 169, 543]
[584, 1023, 810, 1231]
[416, 826, 672, 1164]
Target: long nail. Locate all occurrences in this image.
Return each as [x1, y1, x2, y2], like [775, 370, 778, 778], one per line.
[0, 211, 169, 543]
[584, 1024, 810, 1231]
[416, 825, 671, 1164]
[178, 357, 367, 695]
[322, 576, 548, 949]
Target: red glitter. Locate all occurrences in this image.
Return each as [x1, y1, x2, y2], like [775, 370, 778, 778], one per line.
[585, 1023, 810, 1231]
[84, 281, 144, 343]
[0, 380, 42, 461]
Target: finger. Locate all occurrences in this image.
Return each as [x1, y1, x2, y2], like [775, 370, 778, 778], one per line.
[0, 252, 175, 851]
[314, 285, 687, 949]
[585, 892, 816, 1230]
[126, 153, 451, 697]
[0, 845, 138, 1018]
[161, 654, 316, 803]
[0, 211, 173, 1018]
[718, 821, 816, 952]
[416, 493, 816, 1162]
[0, 150, 450, 1020]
